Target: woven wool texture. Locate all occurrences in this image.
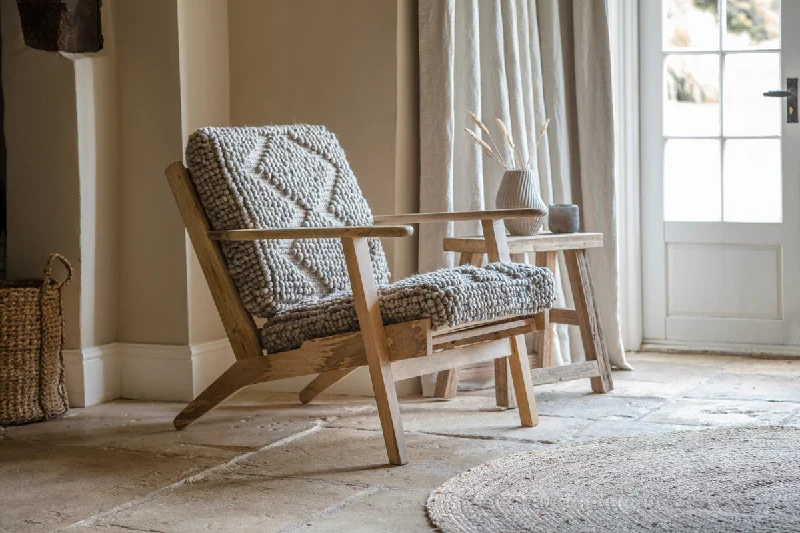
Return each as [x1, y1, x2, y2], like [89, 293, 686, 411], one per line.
[261, 262, 556, 353]
[427, 426, 800, 533]
[185, 125, 390, 317]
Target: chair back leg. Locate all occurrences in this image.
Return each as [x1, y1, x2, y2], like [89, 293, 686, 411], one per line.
[299, 368, 356, 404]
[174, 360, 256, 429]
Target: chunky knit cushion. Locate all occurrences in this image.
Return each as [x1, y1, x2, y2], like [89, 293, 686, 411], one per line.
[261, 262, 556, 353]
[185, 125, 391, 317]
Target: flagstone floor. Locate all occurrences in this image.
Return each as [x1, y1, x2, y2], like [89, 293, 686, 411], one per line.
[3, 352, 800, 533]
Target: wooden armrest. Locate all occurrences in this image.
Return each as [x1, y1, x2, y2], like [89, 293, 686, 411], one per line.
[207, 225, 414, 241]
[373, 208, 546, 225]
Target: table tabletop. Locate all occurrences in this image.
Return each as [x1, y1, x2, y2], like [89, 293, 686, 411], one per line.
[442, 232, 603, 254]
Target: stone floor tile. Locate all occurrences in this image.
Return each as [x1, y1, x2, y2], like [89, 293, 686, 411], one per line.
[397, 393, 502, 412]
[612, 359, 722, 384]
[684, 372, 800, 402]
[534, 390, 665, 420]
[5, 391, 376, 460]
[640, 398, 800, 427]
[99, 476, 367, 533]
[234, 428, 542, 491]
[720, 358, 800, 376]
[0, 441, 219, 533]
[627, 352, 741, 367]
[300, 487, 434, 533]
[574, 419, 703, 441]
[330, 408, 591, 444]
[604, 378, 706, 399]
[64, 526, 142, 533]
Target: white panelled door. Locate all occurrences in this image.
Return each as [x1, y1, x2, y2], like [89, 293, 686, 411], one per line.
[642, 0, 800, 349]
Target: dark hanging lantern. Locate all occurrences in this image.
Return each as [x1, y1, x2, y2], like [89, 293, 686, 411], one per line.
[15, 0, 103, 53]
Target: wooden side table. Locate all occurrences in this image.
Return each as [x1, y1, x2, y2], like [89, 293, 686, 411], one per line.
[435, 232, 613, 402]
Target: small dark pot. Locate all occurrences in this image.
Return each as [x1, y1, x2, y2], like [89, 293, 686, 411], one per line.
[549, 204, 579, 234]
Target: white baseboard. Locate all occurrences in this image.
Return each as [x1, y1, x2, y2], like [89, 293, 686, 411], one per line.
[190, 338, 236, 397]
[64, 342, 200, 406]
[63, 345, 123, 407]
[64, 338, 421, 406]
[640, 340, 800, 358]
[121, 343, 196, 402]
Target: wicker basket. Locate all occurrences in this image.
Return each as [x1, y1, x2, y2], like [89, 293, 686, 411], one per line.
[0, 253, 72, 425]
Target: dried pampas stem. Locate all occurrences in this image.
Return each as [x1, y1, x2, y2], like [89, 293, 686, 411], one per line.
[496, 118, 522, 170]
[465, 128, 508, 170]
[525, 118, 551, 169]
[464, 111, 550, 172]
[469, 111, 507, 169]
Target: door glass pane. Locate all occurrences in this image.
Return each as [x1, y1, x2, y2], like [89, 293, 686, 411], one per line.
[724, 53, 781, 136]
[664, 54, 720, 136]
[724, 0, 780, 50]
[664, 0, 720, 50]
[664, 139, 722, 221]
[723, 139, 782, 222]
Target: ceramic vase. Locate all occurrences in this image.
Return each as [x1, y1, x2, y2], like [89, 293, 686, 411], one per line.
[495, 169, 547, 236]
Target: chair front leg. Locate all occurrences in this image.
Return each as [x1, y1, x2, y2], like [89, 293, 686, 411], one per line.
[508, 334, 538, 427]
[342, 237, 408, 466]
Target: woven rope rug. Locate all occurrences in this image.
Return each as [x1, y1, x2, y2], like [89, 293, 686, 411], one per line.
[427, 427, 800, 533]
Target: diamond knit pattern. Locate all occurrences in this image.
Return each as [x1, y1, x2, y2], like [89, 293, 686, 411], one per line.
[185, 125, 390, 317]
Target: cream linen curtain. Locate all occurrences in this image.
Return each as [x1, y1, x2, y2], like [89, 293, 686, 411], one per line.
[418, 0, 631, 377]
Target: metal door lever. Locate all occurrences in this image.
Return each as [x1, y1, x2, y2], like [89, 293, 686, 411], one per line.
[763, 78, 798, 123]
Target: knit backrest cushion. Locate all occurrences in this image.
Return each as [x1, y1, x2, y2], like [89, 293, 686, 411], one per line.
[185, 125, 391, 317]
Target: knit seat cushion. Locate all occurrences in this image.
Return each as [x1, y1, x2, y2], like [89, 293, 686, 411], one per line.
[261, 262, 556, 354]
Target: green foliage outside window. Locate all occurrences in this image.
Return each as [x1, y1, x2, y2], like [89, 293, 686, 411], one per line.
[692, 0, 779, 42]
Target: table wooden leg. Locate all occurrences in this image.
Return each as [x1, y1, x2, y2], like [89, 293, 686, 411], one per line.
[434, 366, 459, 399]
[510, 252, 527, 264]
[494, 356, 516, 408]
[534, 251, 558, 368]
[433, 252, 483, 399]
[563, 249, 613, 393]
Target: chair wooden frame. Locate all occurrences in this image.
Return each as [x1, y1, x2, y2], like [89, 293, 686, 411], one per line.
[166, 161, 550, 466]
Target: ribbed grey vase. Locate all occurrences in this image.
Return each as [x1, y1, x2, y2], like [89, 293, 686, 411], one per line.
[495, 169, 547, 236]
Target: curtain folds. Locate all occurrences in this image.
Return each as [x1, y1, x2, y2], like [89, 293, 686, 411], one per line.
[419, 0, 631, 372]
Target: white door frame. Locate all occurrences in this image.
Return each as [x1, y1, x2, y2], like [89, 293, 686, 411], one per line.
[638, 0, 800, 357]
[640, 0, 667, 344]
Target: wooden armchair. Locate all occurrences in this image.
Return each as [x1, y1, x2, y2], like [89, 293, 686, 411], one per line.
[166, 125, 557, 466]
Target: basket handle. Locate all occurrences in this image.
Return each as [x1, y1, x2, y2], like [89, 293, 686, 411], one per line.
[44, 253, 73, 288]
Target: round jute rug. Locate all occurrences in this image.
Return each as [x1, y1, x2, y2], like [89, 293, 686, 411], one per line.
[427, 426, 800, 533]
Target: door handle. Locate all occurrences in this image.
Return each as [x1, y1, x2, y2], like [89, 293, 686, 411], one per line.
[763, 78, 798, 123]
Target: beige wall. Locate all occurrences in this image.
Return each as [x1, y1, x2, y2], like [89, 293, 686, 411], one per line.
[228, 0, 404, 270]
[1, 0, 82, 349]
[395, 0, 421, 279]
[115, 0, 189, 345]
[178, 0, 230, 344]
[73, 2, 120, 348]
